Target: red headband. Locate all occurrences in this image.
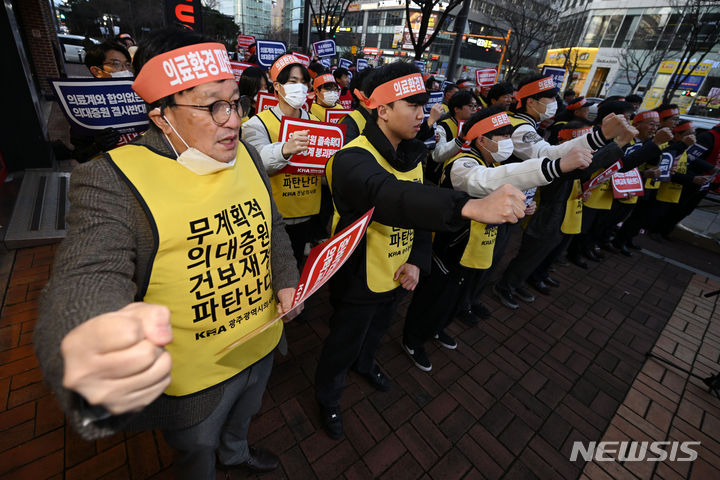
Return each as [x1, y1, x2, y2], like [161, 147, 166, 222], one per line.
[515, 76, 555, 107]
[132, 42, 234, 104]
[658, 108, 679, 119]
[270, 54, 302, 82]
[633, 110, 659, 125]
[673, 122, 693, 133]
[464, 112, 511, 141]
[566, 97, 587, 110]
[557, 126, 593, 141]
[354, 73, 426, 109]
[313, 73, 337, 90]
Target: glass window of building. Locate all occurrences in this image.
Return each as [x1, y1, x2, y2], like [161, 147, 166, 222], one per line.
[368, 11, 382, 26]
[613, 15, 638, 49]
[600, 15, 623, 48]
[386, 10, 403, 26]
[343, 11, 363, 27]
[630, 14, 661, 49]
[582, 15, 609, 47]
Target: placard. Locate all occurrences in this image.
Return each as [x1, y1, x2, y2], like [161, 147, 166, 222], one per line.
[320, 58, 331, 68]
[541, 66, 566, 90]
[257, 92, 279, 112]
[256, 40, 287, 68]
[237, 34, 255, 49]
[338, 58, 353, 70]
[612, 169, 645, 198]
[414, 60, 426, 73]
[325, 109, 353, 124]
[357, 58, 369, 72]
[51, 78, 148, 136]
[522, 187, 537, 207]
[658, 152, 674, 181]
[279, 117, 347, 175]
[476, 68, 497, 88]
[229, 61, 255, 81]
[424, 91, 443, 114]
[313, 39, 337, 58]
[292, 52, 310, 67]
[582, 160, 622, 192]
[216, 208, 374, 356]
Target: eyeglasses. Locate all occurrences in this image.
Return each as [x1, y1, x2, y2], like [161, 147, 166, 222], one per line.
[103, 60, 133, 70]
[467, 103, 478, 109]
[173, 97, 251, 125]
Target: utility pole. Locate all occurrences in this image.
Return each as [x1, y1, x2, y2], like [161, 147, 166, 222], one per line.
[446, 0, 470, 82]
[301, 0, 312, 53]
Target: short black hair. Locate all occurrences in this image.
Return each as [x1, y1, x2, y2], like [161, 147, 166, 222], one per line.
[365, 61, 430, 113]
[488, 81, 514, 101]
[238, 66, 271, 98]
[308, 61, 327, 77]
[461, 104, 513, 139]
[133, 27, 213, 112]
[563, 89, 576, 98]
[424, 75, 438, 90]
[448, 91, 475, 116]
[514, 74, 556, 111]
[276, 63, 311, 84]
[674, 119, 692, 130]
[655, 103, 678, 114]
[85, 40, 130, 70]
[333, 67, 350, 80]
[625, 94, 642, 104]
[595, 101, 634, 125]
[350, 66, 374, 108]
[443, 83, 458, 95]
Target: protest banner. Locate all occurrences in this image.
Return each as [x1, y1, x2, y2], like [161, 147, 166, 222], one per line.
[415, 60, 426, 73]
[338, 58, 353, 70]
[424, 91, 443, 114]
[522, 187, 537, 207]
[541, 66, 566, 90]
[476, 68, 497, 87]
[229, 61, 255, 81]
[256, 92, 279, 112]
[256, 40, 286, 68]
[216, 208, 374, 356]
[279, 117, 346, 175]
[292, 52, 311, 67]
[582, 161, 622, 192]
[357, 58, 369, 71]
[325, 109, 353, 124]
[51, 78, 148, 141]
[313, 39, 337, 58]
[237, 34, 255, 49]
[658, 152, 674, 181]
[320, 58, 331, 68]
[612, 169, 644, 198]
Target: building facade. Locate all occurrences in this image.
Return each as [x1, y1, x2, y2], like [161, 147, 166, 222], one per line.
[218, 0, 274, 38]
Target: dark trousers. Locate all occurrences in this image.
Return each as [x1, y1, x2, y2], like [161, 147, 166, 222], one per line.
[568, 206, 603, 258]
[615, 190, 658, 245]
[500, 231, 562, 289]
[459, 223, 512, 311]
[598, 201, 636, 244]
[162, 352, 274, 480]
[653, 188, 705, 235]
[315, 292, 403, 407]
[531, 234, 572, 281]
[285, 220, 312, 269]
[403, 260, 479, 348]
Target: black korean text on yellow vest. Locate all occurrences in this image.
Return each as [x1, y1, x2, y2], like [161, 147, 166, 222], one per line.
[561, 179, 583, 234]
[110, 144, 281, 396]
[256, 109, 321, 219]
[310, 101, 343, 122]
[326, 135, 423, 293]
[656, 151, 688, 203]
[442, 151, 497, 269]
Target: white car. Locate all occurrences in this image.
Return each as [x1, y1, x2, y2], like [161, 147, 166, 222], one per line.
[58, 34, 99, 63]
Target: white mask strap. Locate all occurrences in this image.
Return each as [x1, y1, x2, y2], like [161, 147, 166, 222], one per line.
[162, 114, 190, 150]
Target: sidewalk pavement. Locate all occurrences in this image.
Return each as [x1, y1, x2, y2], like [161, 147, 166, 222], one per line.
[0, 231, 719, 479]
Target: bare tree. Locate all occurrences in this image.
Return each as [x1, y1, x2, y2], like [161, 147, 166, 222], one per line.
[498, 2, 559, 82]
[662, 0, 720, 103]
[308, 0, 354, 41]
[404, 0, 463, 61]
[617, 45, 666, 94]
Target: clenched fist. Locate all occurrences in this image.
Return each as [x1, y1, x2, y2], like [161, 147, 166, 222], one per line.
[600, 113, 630, 140]
[653, 128, 673, 146]
[282, 129, 310, 157]
[559, 147, 593, 173]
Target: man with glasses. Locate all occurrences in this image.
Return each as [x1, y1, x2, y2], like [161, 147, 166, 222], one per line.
[430, 90, 478, 166]
[35, 28, 301, 479]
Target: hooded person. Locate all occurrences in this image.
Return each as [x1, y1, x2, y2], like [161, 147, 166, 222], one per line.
[315, 61, 530, 440]
[35, 27, 302, 479]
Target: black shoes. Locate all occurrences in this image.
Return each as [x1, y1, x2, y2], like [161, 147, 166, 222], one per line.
[493, 283, 519, 309]
[356, 364, 390, 392]
[219, 446, 280, 473]
[568, 254, 589, 269]
[544, 276, 560, 287]
[403, 343, 432, 371]
[598, 242, 620, 253]
[626, 239, 641, 250]
[458, 308, 481, 326]
[528, 279, 551, 296]
[514, 285, 535, 303]
[434, 330, 458, 350]
[319, 404, 344, 439]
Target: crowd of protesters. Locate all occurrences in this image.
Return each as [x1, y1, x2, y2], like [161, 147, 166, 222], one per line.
[35, 27, 720, 479]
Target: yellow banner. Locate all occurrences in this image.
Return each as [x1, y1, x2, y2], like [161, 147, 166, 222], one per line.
[543, 47, 598, 69]
[657, 60, 713, 76]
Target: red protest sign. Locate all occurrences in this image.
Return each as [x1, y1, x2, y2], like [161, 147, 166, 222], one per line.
[582, 161, 622, 192]
[257, 92, 279, 112]
[215, 208, 374, 356]
[229, 61, 255, 81]
[339, 91, 353, 109]
[611, 169, 645, 198]
[363, 47, 380, 56]
[476, 68, 497, 87]
[325, 109, 353, 124]
[279, 117, 347, 175]
[292, 52, 311, 67]
[237, 34, 256, 49]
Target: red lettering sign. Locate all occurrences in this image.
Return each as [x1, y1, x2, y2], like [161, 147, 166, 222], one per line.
[325, 109, 353, 124]
[582, 161, 622, 192]
[229, 61, 255, 81]
[611, 169, 645, 198]
[279, 117, 347, 175]
[292, 52, 311, 67]
[215, 208, 374, 356]
[237, 34, 255, 49]
[257, 92, 279, 112]
[476, 68, 497, 87]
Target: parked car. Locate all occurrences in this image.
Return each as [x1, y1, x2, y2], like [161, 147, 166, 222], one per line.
[57, 34, 99, 64]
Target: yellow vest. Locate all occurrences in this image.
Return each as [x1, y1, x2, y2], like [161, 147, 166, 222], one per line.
[326, 135, 423, 293]
[644, 142, 669, 190]
[310, 101, 343, 122]
[442, 151, 497, 269]
[347, 109, 368, 136]
[109, 144, 282, 396]
[561, 179, 584, 234]
[584, 168, 614, 210]
[656, 152, 688, 203]
[440, 117, 459, 139]
[441, 103, 449, 114]
[255, 109, 322, 219]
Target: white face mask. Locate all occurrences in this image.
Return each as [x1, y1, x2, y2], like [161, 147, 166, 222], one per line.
[481, 137, 514, 163]
[533, 99, 557, 121]
[109, 70, 134, 78]
[162, 115, 234, 175]
[280, 83, 308, 110]
[322, 90, 340, 106]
